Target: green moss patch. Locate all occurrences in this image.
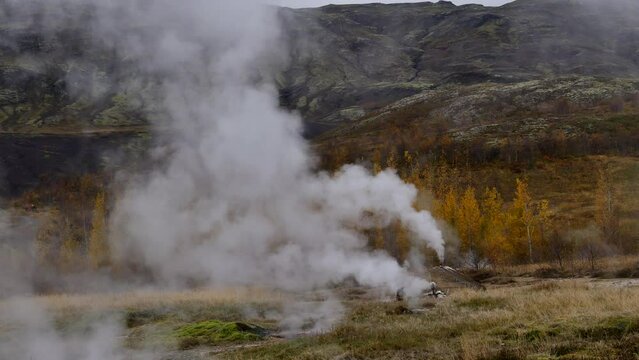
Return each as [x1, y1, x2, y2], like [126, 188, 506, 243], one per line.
[175, 320, 267, 349]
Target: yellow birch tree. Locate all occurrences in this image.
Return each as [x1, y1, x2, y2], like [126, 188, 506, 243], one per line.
[394, 221, 411, 264]
[88, 191, 109, 270]
[512, 178, 535, 263]
[595, 164, 620, 248]
[59, 222, 79, 273]
[481, 187, 509, 265]
[436, 187, 458, 227]
[457, 187, 482, 267]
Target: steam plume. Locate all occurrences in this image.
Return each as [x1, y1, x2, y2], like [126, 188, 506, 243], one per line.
[94, 0, 445, 296]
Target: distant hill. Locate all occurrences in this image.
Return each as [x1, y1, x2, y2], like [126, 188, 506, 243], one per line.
[0, 0, 638, 134]
[281, 0, 639, 130]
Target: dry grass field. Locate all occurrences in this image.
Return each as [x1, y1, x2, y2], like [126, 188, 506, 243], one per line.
[229, 278, 639, 359]
[2, 258, 638, 359]
[26, 288, 283, 312]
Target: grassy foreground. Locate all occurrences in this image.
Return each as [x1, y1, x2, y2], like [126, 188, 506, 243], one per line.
[1, 278, 638, 359]
[228, 280, 639, 360]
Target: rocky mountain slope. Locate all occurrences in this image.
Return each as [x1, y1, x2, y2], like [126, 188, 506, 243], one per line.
[281, 0, 639, 129]
[0, 0, 638, 134]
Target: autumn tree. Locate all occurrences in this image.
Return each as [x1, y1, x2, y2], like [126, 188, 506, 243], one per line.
[418, 165, 433, 192]
[59, 220, 81, 272]
[403, 151, 424, 188]
[480, 187, 509, 265]
[323, 144, 349, 172]
[511, 178, 538, 263]
[536, 199, 551, 251]
[79, 174, 97, 245]
[386, 148, 398, 170]
[547, 229, 574, 269]
[372, 149, 383, 175]
[436, 187, 458, 227]
[88, 191, 110, 270]
[35, 210, 62, 268]
[394, 221, 411, 264]
[457, 187, 483, 268]
[431, 161, 458, 199]
[595, 164, 620, 249]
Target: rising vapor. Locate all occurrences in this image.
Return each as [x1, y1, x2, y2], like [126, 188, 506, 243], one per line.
[94, 0, 445, 296]
[0, 0, 444, 357]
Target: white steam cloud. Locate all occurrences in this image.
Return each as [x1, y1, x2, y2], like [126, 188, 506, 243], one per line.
[0, 299, 133, 360]
[1, 0, 444, 357]
[98, 0, 445, 296]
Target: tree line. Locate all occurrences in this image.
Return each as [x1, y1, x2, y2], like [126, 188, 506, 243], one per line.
[19, 152, 631, 275]
[19, 175, 112, 273]
[364, 151, 630, 269]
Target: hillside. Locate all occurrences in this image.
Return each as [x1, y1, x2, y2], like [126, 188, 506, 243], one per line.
[0, 0, 638, 235]
[281, 0, 639, 129]
[0, 0, 638, 134]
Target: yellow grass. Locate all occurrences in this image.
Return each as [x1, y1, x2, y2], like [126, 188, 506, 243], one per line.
[451, 279, 639, 321]
[496, 254, 639, 276]
[2, 276, 639, 359]
[232, 278, 639, 359]
[0, 287, 283, 312]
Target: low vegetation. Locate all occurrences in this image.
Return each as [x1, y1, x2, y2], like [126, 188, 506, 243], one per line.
[31, 278, 639, 359]
[2, 260, 638, 359]
[310, 85, 639, 272]
[227, 279, 639, 359]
